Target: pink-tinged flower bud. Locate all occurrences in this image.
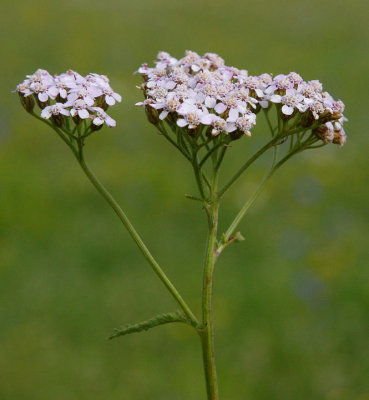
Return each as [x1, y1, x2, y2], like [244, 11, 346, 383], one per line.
[313, 124, 334, 143]
[330, 100, 345, 121]
[333, 128, 347, 146]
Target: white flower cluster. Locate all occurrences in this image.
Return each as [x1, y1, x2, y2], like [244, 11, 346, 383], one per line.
[136, 51, 262, 137]
[137, 51, 346, 145]
[16, 69, 121, 128]
[259, 73, 347, 145]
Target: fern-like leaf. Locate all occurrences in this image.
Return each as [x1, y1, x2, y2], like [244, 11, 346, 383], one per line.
[108, 310, 190, 340]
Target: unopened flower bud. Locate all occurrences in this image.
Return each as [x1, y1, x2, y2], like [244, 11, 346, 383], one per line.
[73, 115, 82, 125]
[18, 92, 34, 113]
[300, 111, 315, 128]
[145, 105, 159, 125]
[252, 103, 262, 115]
[52, 114, 64, 127]
[90, 121, 103, 131]
[280, 108, 296, 121]
[34, 94, 49, 109]
[229, 130, 244, 140]
[94, 95, 109, 111]
[313, 124, 334, 143]
[333, 129, 347, 146]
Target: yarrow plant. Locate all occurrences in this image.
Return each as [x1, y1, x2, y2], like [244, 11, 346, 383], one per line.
[15, 51, 347, 400]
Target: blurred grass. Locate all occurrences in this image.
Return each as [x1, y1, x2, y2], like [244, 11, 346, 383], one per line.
[0, 0, 368, 399]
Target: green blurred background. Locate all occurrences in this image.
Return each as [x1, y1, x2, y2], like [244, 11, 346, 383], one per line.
[1, 0, 368, 399]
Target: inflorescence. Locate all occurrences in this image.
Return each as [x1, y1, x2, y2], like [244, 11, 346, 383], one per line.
[15, 69, 121, 130]
[136, 51, 347, 145]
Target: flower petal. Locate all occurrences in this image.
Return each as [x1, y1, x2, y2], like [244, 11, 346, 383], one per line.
[93, 117, 104, 125]
[38, 92, 48, 102]
[259, 100, 269, 108]
[151, 103, 165, 110]
[200, 114, 214, 125]
[47, 86, 58, 97]
[177, 119, 188, 127]
[270, 95, 282, 103]
[165, 80, 176, 90]
[226, 123, 237, 133]
[205, 96, 216, 108]
[60, 108, 70, 116]
[105, 95, 115, 105]
[255, 89, 263, 97]
[106, 116, 116, 127]
[78, 109, 90, 119]
[214, 102, 227, 114]
[282, 105, 294, 115]
[228, 108, 239, 122]
[41, 108, 52, 119]
[85, 96, 95, 106]
[159, 110, 169, 120]
[113, 93, 122, 102]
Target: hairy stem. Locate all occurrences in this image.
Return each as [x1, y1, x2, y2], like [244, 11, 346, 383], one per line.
[200, 167, 220, 399]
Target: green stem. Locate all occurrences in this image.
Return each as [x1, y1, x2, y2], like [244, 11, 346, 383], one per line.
[200, 170, 220, 400]
[263, 109, 275, 136]
[218, 134, 282, 199]
[192, 150, 209, 201]
[157, 122, 192, 161]
[200, 142, 224, 168]
[219, 146, 300, 252]
[74, 145, 199, 328]
[277, 105, 282, 134]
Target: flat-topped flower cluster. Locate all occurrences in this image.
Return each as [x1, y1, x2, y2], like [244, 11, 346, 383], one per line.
[136, 51, 346, 145]
[16, 69, 121, 128]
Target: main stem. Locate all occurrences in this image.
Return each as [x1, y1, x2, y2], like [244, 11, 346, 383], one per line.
[201, 172, 220, 399]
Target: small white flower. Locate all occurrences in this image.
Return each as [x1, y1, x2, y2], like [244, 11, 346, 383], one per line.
[65, 99, 90, 119]
[29, 81, 54, 102]
[90, 107, 116, 127]
[15, 81, 32, 97]
[308, 100, 325, 120]
[67, 86, 96, 106]
[210, 116, 236, 136]
[176, 104, 212, 129]
[271, 89, 306, 115]
[102, 86, 122, 106]
[235, 116, 254, 136]
[41, 103, 70, 119]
